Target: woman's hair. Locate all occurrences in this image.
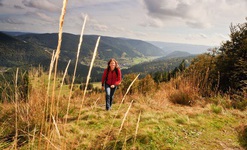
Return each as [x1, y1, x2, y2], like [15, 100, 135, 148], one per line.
[107, 58, 120, 69]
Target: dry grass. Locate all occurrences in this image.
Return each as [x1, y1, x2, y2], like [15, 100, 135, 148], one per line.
[77, 36, 100, 122]
[0, 76, 247, 149]
[66, 15, 87, 124]
[1, 1, 247, 150]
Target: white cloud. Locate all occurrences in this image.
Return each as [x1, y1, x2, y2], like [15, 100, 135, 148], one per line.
[0, 0, 246, 45]
[0, 17, 25, 24]
[184, 33, 210, 41]
[140, 15, 164, 28]
[199, 33, 208, 39]
[142, 0, 246, 30]
[14, 5, 24, 9]
[90, 24, 108, 32]
[33, 12, 54, 22]
[215, 33, 228, 39]
[22, 0, 60, 12]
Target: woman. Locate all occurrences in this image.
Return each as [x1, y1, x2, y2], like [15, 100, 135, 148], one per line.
[101, 58, 122, 110]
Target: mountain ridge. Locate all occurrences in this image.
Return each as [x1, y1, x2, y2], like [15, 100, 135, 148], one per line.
[149, 41, 213, 54]
[15, 32, 166, 59]
[0, 31, 200, 81]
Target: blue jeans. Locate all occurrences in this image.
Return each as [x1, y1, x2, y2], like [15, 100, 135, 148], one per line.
[105, 84, 117, 110]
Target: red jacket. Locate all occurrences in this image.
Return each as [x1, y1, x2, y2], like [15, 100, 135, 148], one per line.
[101, 68, 121, 86]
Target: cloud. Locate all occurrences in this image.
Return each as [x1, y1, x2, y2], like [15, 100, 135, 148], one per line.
[186, 20, 211, 29]
[215, 33, 228, 39]
[25, 11, 56, 22]
[184, 33, 209, 41]
[87, 16, 109, 32]
[199, 33, 207, 39]
[143, 0, 187, 19]
[34, 12, 54, 22]
[140, 15, 164, 28]
[143, 0, 247, 30]
[90, 24, 108, 32]
[22, 0, 60, 12]
[14, 5, 24, 9]
[0, 17, 25, 24]
[142, 0, 213, 29]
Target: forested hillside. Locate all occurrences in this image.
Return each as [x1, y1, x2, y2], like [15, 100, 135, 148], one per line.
[0, 32, 50, 67]
[15, 33, 166, 61]
[1, 32, 195, 81]
[122, 56, 194, 76]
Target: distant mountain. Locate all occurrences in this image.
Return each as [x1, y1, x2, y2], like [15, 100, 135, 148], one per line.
[0, 32, 50, 67]
[0, 32, 104, 81]
[122, 55, 196, 76]
[0, 31, 201, 81]
[148, 41, 213, 54]
[15, 33, 166, 61]
[1, 31, 34, 36]
[1, 32, 169, 81]
[164, 51, 192, 58]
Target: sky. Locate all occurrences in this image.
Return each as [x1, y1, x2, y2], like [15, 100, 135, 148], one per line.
[0, 0, 246, 46]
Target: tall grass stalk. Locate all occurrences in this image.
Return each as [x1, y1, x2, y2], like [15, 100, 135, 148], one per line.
[134, 111, 141, 145]
[14, 68, 19, 149]
[46, 50, 55, 116]
[92, 97, 100, 110]
[41, 134, 60, 150]
[114, 100, 134, 149]
[52, 115, 61, 139]
[120, 74, 140, 106]
[103, 74, 140, 149]
[31, 125, 37, 149]
[65, 15, 87, 123]
[47, 50, 55, 97]
[56, 59, 71, 119]
[39, 50, 55, 149]
[77, 36, 101, 123]
[52, 0, 68, 116]
[48, 0, 68, 148]
[27, 99, 30, 150]
[122, 132, 127, 150]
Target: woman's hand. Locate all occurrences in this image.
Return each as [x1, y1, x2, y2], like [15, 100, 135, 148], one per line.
[102, 86, 105, 90]
[110, 85, 115, 88]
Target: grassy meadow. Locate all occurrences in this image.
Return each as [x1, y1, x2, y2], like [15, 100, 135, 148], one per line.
[0, 1, 246, 150]
[0, 70, 246, 149]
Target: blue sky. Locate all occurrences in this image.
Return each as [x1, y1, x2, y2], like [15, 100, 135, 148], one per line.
[0, 0, 246, 46]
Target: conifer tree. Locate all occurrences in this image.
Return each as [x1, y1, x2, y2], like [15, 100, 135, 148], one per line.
[216, 20, 247, 95]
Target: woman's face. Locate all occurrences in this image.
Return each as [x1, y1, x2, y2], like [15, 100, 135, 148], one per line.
[109, 61, 116, 70]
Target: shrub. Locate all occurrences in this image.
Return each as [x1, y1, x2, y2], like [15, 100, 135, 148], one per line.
[210, 104, 222, 114]
[138, 74, 156, 95]
[119, 73, 139, 95]
[208, 95, 231, 109]
[231, 94, 247, 110]
[168, 90, 193, 106]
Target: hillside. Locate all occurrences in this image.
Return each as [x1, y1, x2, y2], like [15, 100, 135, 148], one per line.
[0, 32, 51, 67]
[2, 32, 193, 81]
[0, 73, 246, 149]
[0, 31, 196, 80]
[15, 33, 166, 61]
[0, 32, 104, 81]
[122, 55, 195, 76]
[164, 51, 192, 58]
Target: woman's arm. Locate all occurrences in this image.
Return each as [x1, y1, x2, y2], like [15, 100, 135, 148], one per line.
[115, 68, 122, 85]
[101, 69, 107, 86]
